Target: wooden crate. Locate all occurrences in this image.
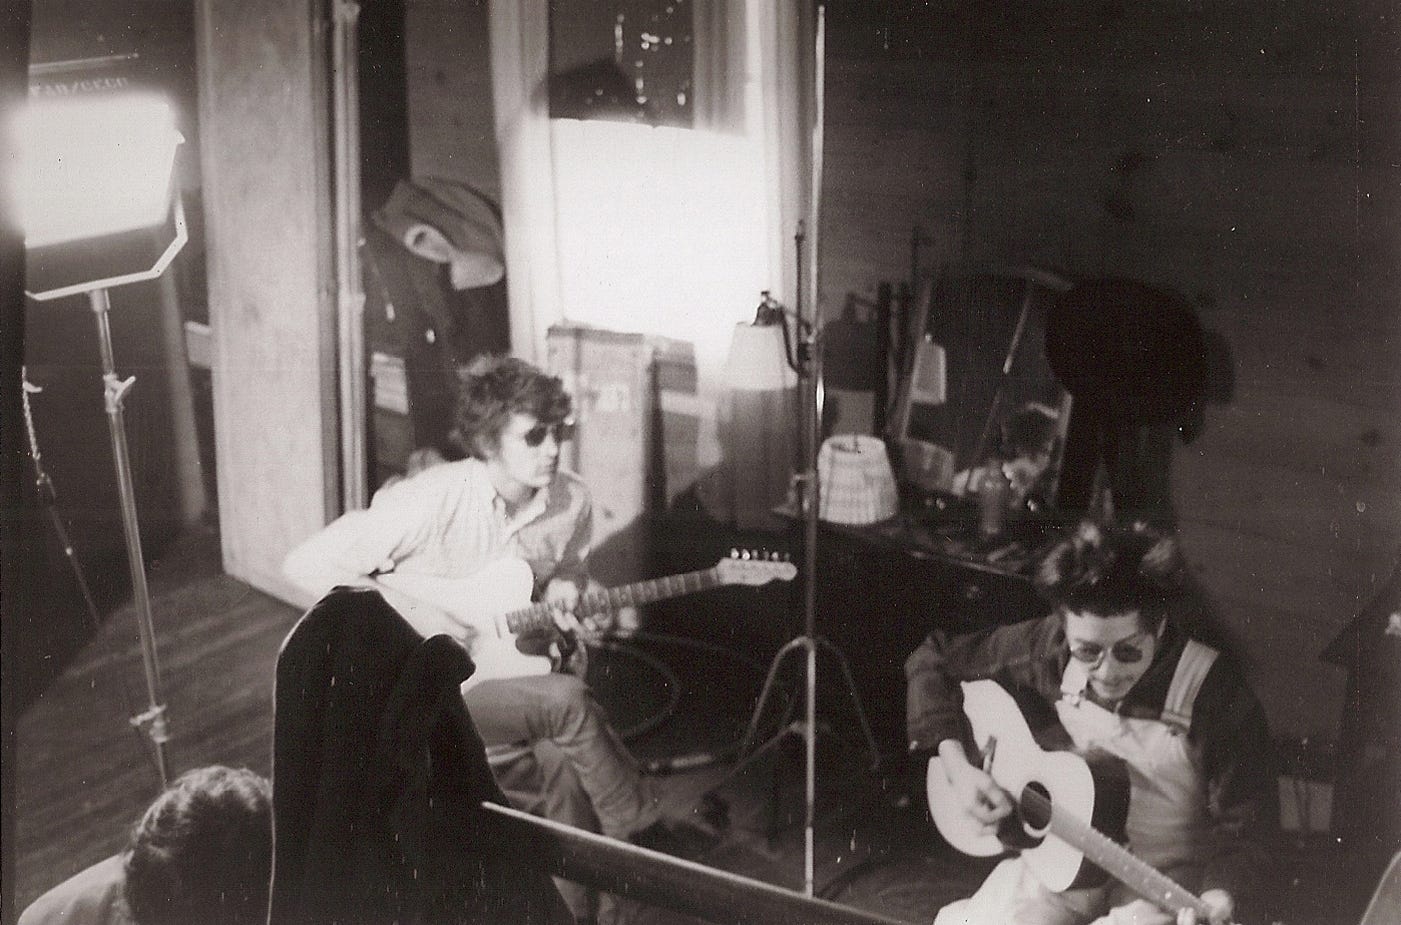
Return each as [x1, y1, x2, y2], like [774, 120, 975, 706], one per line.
[546, 324, 661, 587]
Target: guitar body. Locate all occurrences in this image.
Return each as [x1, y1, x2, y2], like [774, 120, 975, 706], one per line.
[378, 557, 555, 688]
[453, 558, 559, 685]
[928, 679, 1130, 892]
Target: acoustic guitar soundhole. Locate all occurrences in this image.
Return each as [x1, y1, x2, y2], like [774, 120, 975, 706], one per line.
[995, 781, 1051, 851]
[1020, 782, 1052, 832]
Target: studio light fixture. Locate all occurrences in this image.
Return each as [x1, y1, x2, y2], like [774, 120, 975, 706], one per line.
[19, 93, 187, 301]
[16, 90, 189, 785]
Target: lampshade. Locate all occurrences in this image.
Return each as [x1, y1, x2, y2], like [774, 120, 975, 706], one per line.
[724, 321, 796, 390]
[817, 435, 898, 525]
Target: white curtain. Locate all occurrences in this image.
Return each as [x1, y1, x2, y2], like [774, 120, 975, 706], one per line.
[700, 1, 818, 528]
[489, 0, 561, 364]
[488, 0, 819, 526]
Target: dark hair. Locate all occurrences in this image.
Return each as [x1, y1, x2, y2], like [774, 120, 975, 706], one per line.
[123, 766, 272, 925]
[1034, 520, 1187, 628]
[1000, 403, 1059, 459]
[451, 355, 573, 460]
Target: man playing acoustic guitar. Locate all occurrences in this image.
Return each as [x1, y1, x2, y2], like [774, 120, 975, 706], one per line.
[907, 520, 1278, 925]
[284, 354, 715, 923]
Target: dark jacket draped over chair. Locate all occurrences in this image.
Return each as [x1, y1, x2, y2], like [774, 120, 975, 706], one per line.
[269, 586, 569, 925]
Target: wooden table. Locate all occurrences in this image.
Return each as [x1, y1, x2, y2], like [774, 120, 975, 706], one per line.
[776, 503, 1056, 761]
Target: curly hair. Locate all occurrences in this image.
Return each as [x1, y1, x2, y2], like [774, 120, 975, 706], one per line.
[451, 355, 573, 460]
[123, 766, 272, 925]
[1034, 520, 1188, 628]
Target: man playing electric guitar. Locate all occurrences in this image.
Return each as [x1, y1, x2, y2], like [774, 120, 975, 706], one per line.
[284, 354, 716, 924]
[907, 520, 1279, 925]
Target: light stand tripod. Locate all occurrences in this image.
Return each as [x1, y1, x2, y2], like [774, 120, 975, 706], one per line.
[730, 223, 881, 898]
[21, 368, 160, 777]
[20, 289, 174, 788]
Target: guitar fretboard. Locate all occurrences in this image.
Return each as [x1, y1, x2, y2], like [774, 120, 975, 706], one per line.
[502, 567, 723, 636]
[1029, 790, 1210, 917]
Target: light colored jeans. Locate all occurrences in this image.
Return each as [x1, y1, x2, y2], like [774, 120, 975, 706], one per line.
[459, 667, 655, 840]
[465, 674, 660, 924]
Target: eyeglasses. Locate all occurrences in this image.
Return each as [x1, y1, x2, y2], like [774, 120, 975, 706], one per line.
[521, 420, 575, 448]
[1067, 634, 1152, 667]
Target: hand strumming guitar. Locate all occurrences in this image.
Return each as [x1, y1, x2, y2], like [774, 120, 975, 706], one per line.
[935, 731, 1236, 925]
[936, 735, 1237, 925]
[936, 738, 1014, 836]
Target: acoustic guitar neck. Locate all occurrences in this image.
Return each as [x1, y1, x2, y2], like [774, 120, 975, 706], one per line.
[1034, 789, 1212, 917]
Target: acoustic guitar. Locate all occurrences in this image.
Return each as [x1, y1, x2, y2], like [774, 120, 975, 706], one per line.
[377, 552, 796, 689]
[927, 678, 1225, 921]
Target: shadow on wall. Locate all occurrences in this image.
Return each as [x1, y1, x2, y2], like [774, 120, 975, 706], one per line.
[1048, 277, 1236, 526]
[1048, 277, 1242, 654]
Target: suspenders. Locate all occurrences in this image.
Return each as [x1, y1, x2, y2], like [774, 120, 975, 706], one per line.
[1159, 639, 1219, 733]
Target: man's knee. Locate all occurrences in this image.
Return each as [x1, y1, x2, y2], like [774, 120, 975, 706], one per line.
[534, 673, 593, 716]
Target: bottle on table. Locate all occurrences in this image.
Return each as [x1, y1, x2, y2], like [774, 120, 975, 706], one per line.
[978, 460, 1011, 537]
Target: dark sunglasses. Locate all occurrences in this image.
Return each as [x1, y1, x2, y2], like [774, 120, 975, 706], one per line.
[1068, 636, 1151, 667]
[521, 420, 575, 448]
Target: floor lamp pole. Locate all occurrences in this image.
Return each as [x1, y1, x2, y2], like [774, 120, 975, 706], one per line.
[732, 225, 881, 898]
[90, 287, 170, 786]
[798, 225, 822, 897]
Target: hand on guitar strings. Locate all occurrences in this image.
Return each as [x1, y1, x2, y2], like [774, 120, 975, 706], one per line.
[1091, 889, 1234, 925]
[542, 577, 633, 643]
[542, 577, 600, 638]
[937, 739, 1014, 835]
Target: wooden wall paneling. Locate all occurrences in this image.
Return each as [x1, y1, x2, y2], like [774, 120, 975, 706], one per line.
[818, 3, 1400, 744]
[406, 0, 501, 200]
[1210, 358, 1395, 445]
[196, 0, 337, 605]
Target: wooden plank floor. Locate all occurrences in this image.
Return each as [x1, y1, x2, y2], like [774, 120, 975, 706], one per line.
[10, 526, 1384, 924]
[12, 528, 297, 908]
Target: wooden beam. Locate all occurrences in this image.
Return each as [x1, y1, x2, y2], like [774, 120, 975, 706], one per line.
[195, 0, 338, 602]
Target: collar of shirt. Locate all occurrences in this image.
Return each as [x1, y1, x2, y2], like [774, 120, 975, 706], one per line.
[491, 483, 549, 539]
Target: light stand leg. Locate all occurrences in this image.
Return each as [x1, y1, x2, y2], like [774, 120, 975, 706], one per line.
[89, 288, 170, 786]
[725, 635, 880, 896]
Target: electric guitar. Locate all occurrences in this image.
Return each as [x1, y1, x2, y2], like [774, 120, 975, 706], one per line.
[377, 552, 795, 689]
[927, 679, 1227, 921]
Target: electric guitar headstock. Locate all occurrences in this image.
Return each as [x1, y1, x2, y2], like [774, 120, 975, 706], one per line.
[714, 549, 796, 586]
